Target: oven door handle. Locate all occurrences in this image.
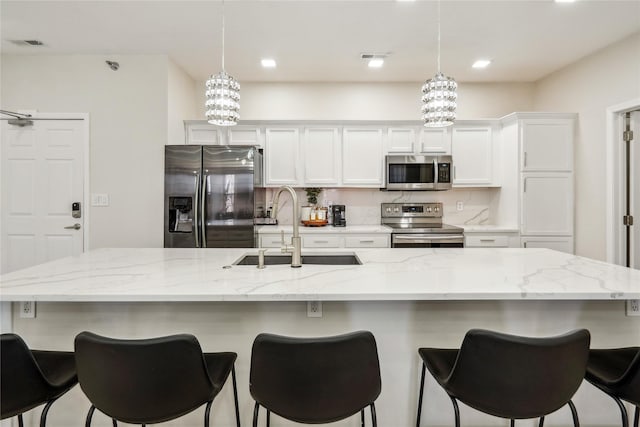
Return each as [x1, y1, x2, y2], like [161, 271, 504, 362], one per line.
[394, 234, 463, 240]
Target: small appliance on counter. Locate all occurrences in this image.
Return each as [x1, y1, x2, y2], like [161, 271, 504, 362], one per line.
[332, 205, 346, 227]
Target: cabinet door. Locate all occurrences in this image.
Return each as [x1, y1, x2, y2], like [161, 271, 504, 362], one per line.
[303, 128, 340, 185]
[521, 119, 573, 172]
[265, 128, 300, 186]
[185, 123, 222, 145]
[521, 237, 574, 254]
[419, 128, 451, 154]
[452, 126, 493, 186]
[521, 173, 573, 235]
[386, 128, 416, 154]
[342, 128, 384, 186]
[228, 126, 262, 147]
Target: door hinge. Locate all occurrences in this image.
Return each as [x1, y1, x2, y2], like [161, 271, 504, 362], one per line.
[623, 130, 633, 142]
[623, 215, 634, 226]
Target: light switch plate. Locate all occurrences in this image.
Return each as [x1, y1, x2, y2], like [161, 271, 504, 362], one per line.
[91, 193, 110, 207]
[456, 201, 464, 211]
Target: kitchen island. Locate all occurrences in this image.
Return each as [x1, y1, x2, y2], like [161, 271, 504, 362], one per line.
[1, 248, 639, 427]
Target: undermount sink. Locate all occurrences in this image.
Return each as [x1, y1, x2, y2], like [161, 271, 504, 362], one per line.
[233, 252, 362, 266]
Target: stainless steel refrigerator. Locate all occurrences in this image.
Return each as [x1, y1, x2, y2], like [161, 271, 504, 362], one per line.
[164, 145, 263, 248]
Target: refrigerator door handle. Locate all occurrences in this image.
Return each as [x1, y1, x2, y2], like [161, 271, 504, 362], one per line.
[194, 173, 200, 248]
[201, 173, 207, 248]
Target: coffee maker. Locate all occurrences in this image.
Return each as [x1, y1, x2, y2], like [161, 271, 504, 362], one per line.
[331, 205, 346, 227]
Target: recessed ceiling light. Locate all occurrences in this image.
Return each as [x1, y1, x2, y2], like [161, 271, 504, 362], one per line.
[368, 58, 384, 68]
[472, 59, 492, 69]
[261, 59, 276, 68]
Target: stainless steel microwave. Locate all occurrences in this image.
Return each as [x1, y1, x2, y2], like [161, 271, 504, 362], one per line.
[385, 155, 453, 191]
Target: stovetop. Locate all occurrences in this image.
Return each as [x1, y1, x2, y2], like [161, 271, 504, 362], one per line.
[381, 202, 464, 235]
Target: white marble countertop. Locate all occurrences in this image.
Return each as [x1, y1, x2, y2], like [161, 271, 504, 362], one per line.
[256, 225, 392, 234]
[1, 248, 639, 302]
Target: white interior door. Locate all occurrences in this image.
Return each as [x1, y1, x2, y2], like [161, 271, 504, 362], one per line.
[1, 115, 86, 274]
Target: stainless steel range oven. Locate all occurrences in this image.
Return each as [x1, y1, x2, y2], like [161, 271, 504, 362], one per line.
[381, 202, 464, 248]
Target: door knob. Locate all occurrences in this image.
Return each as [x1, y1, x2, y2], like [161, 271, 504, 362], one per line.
[64, 223, 81, 230]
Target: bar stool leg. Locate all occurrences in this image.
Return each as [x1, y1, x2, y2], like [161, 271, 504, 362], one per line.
[40, 396, 60, 427]
[361, 409, 365, 427]
[450, 396, 461, 427]
[416, 363, 426, 427]
[611, 395, 630, 427]
[567, 400, 579, 427]
[85, 405, 96, 427]
[634, 407, 639, 427]
[112, 419, 117, 427]
[18, 414, 24, 427]
[370, 402, 378, 427]
[510, 419, 515, 427]
[231, 366, 241, 427]
[266, 409, 271, 427]
[204, 400, 213, 427]
[252, 402, 259, 427]
[539, 416, 545, 427]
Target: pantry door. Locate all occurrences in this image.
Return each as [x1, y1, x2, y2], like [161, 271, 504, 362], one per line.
[1, 113, 88, 274]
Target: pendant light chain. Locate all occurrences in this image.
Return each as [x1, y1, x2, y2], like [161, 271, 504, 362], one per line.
[205, 0, 240, 126]
[221, 0, 225, 72]
[420, 0, 457, 127]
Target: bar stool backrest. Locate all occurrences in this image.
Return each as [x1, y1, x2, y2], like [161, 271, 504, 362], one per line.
[0, 334, 51, 419]
[446, 329, 591, 419]
[74, 331, 215, 424]
[618, 350, 640, 405]
[250, 330, 381, 424]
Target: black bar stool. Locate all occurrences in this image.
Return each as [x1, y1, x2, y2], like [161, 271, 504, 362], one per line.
[585, 346, 639, 427]
[1, 333, 78, 427]
[74, 331, 241, 427]
[416, 329, 590, 427]
[249, 330, 381, 426]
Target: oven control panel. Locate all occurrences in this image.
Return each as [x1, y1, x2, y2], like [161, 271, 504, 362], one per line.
[381, 203, 442, 218]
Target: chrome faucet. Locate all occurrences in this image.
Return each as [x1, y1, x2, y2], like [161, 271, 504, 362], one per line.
[271, 186, 302, 268]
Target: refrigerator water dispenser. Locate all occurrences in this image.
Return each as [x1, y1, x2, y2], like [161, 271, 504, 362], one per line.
[168, 196, 193, 233]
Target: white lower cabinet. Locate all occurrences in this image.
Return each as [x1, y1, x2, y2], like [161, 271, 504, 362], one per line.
[465, 232, 519, 248]
[259, 231, 390, 249]
[521, 236, 574, 254]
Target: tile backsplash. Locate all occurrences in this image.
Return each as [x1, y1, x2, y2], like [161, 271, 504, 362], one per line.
[265, 187, 500, 226]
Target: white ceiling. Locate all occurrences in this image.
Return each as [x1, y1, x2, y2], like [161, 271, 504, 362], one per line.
[2, 0, 639, 83]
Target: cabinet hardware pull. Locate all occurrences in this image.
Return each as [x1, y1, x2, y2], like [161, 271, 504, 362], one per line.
[524, 152, 528, 167]
[479, 239, 495, 242]
[360, 240, 375, 243]
[314, 240, 329, 244]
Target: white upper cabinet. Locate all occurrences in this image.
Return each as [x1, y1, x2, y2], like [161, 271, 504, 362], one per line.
[265, 128, 300, 186]
[184, 122, 222, 145]
[227, 126, 262, 147]
[521, 119, 573, 172]
[451, 125, 494, 186]
[303, 127, 341, 185]
[342, 127, 384, 186]
[521, 173, 573, 236]
[419, 128, 452, 154]
[386, 128, 416, 154]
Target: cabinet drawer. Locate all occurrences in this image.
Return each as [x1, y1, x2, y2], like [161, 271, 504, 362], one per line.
[465, 235, 509, 248]
[303, 236, 342, 248]
[345, 235, 389, 248]
[260, 235, 291, 248]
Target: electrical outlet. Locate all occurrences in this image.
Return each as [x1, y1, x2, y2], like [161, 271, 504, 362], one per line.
[19, 301, 36, 318]
[626, 299, 640, 316]
[456, 201, 464, 211]
[307, 301, 322, 318]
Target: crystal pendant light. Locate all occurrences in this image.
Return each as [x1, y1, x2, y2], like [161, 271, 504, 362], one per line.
[206, 0, 240, 126]
[421, 0, 457, 127]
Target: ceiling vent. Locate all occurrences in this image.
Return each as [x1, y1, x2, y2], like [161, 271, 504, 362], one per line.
[360, 53, 389, 60]
[9, 40, 45, 46]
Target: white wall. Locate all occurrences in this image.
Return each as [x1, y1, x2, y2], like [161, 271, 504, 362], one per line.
[194, 81, 535, 121]
[1, 55, 169, 249]
[534, 32, 640, 261]
[168, 59, 197, 145]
